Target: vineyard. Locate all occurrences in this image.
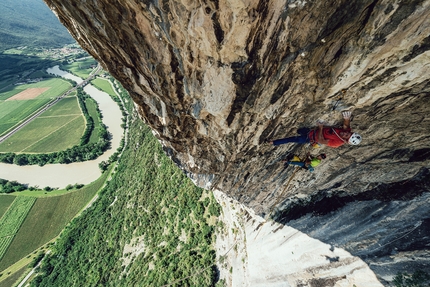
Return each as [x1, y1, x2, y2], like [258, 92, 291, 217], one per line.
[0, 197, 36, 260]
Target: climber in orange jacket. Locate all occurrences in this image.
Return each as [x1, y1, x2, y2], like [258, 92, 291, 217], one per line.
[266, 111, 362, 147]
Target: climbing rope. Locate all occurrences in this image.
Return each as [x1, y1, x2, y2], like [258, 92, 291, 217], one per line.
[254, 144, 312, 239]
[368, 221, 422, 252]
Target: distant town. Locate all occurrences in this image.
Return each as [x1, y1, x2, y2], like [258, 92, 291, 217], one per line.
[10, 43, 87, 59]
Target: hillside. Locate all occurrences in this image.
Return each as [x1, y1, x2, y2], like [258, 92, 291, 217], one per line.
[42, 0, 430, 285]
[0, 0, 74, 52]
[30, 118, 221, 286]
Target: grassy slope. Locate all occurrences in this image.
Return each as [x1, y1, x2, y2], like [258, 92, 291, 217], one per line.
[0, 0, 74, 52]
[0, 167, 110, 273]
[31, 119, 220, 286]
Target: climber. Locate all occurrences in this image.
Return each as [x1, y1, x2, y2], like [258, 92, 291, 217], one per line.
[266, 111, 362, 148]
[283, 152, 326, 172]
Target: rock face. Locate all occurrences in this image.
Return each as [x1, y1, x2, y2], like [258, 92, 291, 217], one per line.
[44, 0, 430, 284]
[213, 190, 385, 287]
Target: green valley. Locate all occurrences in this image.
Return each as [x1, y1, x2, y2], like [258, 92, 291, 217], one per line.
[29, 119, 220, 287]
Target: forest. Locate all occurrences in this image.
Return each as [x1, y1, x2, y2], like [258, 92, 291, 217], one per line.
[0, 0, 74, 52]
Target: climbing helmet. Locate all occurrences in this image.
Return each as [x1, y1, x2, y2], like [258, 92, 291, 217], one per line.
[348, 133, 362, 145]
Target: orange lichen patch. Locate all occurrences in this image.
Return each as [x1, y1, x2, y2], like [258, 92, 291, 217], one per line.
[6, 87, 50, 100]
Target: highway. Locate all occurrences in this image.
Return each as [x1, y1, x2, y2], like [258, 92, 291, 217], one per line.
[0, 64, 101, 144]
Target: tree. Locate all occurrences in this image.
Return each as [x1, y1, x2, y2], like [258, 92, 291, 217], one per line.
[13, 154, 28, 165]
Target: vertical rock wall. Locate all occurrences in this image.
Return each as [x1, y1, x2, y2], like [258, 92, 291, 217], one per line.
[43, 0, 430, 205]
[44, 0, 430, 283]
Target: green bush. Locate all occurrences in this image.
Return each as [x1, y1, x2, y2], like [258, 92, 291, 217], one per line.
[30, 252, 45, 268]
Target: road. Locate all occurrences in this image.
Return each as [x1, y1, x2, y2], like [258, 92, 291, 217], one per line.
[17, 250, 51, 287]
[0, 65, 101, 144]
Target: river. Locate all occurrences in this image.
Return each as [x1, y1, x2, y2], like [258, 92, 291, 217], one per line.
[0, 66, 123, 189]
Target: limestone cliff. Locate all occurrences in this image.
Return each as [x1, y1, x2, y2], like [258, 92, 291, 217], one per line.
[44, 0, 430, 284]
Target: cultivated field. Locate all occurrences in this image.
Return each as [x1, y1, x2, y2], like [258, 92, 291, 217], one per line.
[0, 197, 36, 261]
[0, 167, 110, 272]
[6, 87, 50, 100]
[0, 195, 15, 218]
[85, 96, 104, 144]
[91, 78, 116, 97]
[0, 95, 85, 153]
[0, 78, 72, 136]
[0, 265, 27, 287]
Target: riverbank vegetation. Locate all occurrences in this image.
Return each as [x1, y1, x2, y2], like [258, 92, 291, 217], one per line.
[59, 58, 98, 79]
[0, 179, 40, 194]
[30, 118, 221, 286]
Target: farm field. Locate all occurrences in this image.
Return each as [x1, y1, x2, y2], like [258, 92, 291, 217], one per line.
[0, 54, 57, 91]
[0, 265, 28, 287]
[0, 95, 85, 153]
[85, 97, 103, 144]
[91, 77, 116, 97]
[0, 78, 72, 136]
[0, 166, 111, 273]
[61, 58, 98, 79]
[0, 195, 15, 218]
[0, 197, 36, 261]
